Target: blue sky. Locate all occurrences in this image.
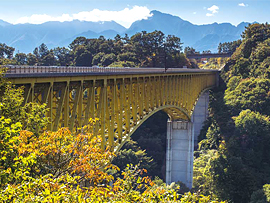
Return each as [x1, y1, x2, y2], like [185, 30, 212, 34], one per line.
[0, 0, 269, 28]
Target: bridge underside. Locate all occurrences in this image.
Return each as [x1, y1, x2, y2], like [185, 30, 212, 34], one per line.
[9, 71, 217, 151]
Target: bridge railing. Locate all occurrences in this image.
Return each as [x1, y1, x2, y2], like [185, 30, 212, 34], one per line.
[2, 65, 194, 75]
[186, 52, 232, 59]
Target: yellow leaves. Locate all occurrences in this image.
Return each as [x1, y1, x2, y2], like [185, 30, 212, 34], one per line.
[2, 115, 221, 202]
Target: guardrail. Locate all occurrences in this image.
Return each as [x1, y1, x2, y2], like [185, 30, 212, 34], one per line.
[2, 65, 188, 74]
[186, 53, 232, 59]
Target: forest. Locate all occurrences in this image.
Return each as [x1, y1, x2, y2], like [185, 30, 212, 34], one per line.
[0, 31, 189, 69]
[1, 24, 270, 202]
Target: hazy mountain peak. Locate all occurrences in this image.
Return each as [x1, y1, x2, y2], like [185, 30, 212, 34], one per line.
[0, 19, 11, 27]
[150, 10, 185, 21]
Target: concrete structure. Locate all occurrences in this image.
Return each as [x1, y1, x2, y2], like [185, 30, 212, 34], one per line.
[192, 91, 209, 147]
[166, 91, 209, 188]
[166, 121, 194, 188]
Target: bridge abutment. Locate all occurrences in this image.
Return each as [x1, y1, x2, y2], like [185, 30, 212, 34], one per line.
[166, 91, 209, 188]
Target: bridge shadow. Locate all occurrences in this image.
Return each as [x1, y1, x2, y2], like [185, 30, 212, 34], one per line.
[113, 111, 169, 181]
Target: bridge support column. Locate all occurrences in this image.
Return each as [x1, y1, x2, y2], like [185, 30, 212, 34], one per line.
[166, 120, 194, 188]
[192, 91, 209, 147]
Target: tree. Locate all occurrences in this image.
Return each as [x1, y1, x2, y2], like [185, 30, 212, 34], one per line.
[41, 51, 56, 66]
[26, 53, 38, 65]
[69, 36, 88, 50]
[100, 53, 116, 66]
[0, 43, 15, 59]
[53, 47, 72, 66]
[112, 140, 155, 178]
[184, 46, 198, 55]
[225, 78, 270, 115]
[218, 40, 241, 53]
[73, 45, 92, 66]
[15, 53, 27, 65]
[92, 52, 105, 65]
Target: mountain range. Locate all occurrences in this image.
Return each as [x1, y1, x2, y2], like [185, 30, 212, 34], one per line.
[0, 10, 249, 53]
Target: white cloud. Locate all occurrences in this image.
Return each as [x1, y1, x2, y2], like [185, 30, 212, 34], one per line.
[16, 14, 73, 24]
[15, 6, 152, 28]
[239, 3, 248, 7]
[206, 5, 219, 17]
[207, 5, 219, 13]
[193, 12, 197, 15]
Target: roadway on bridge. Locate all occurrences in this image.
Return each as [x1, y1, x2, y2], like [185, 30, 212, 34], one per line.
[3, 65, 219, 78]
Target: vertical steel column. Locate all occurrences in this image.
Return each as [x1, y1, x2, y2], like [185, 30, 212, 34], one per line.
[53, 82, 68, 131]
[138, 78, 143, 117]
[78, 81, 83, 128]
[109, 79, 116, 148]
[118, 79, 124, 142]
[47, 83, 53, 131]
[131, 78, 137, 125]
[160, 76, 164, 106]
[101, 79, 107, 150]
[144, 77, 148, 112]
[125, 78, 131, 133]
[69, 82, 82, 131]
[63, 84, 70, 127]
[150, 77, 154, 110]
[84, 80, 94, 126]
[94, 83, 103, 138]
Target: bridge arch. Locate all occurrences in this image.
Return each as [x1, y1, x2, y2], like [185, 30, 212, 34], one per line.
[116, 105, 190, 152]
[111, 86, 213, 153]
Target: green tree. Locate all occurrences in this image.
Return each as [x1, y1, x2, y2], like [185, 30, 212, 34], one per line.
[15, 53, 27, 65]
[73, 45, 92, 66]
[184, 46, 198, 55]
[26, 53, 38, 65]
[53, 47, 72, 66]
[0, 43, 15, 59]
[100, 53, 116, 66]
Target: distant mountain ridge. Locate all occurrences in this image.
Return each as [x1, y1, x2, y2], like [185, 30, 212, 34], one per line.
[127, 10, 249, 52]
[0, 10, 249, 53]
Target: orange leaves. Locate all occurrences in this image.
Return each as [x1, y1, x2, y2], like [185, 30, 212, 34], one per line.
[17, 130, 38, 155]
[15, 125, 116, 186]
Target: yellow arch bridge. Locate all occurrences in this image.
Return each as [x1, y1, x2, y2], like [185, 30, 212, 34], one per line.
[5, 66, 219, 187]
[5, 66, 218, 150]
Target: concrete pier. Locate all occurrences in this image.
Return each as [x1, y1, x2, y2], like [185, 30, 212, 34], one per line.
[166, 120, 194, 188]
[192, 91, 209, 147]
[166, 91, 209, 188]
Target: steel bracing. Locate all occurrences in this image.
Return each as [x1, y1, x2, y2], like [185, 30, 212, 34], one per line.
[5, 66, 218, 151]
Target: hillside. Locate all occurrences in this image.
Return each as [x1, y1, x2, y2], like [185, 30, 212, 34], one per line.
[192, 23, 270, 203]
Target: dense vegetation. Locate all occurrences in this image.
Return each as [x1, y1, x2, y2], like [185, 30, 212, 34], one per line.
[192, 23, 270, 203]
[0, 31, 190, 68]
